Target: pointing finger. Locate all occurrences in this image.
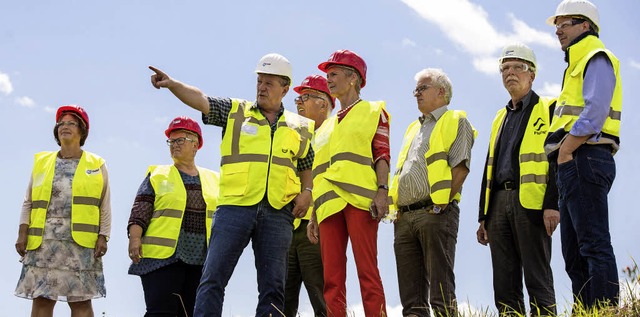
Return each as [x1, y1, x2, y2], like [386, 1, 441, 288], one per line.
[148, 65, 165, 76]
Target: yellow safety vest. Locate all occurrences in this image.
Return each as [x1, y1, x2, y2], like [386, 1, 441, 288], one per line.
[314, 101, 390, 223]
[390, 110, 476, 210]
[142, 165, 219, 259]
[549, 35, 622, 137]
[28, 151, 104, 250]
[218, 99, 314, 210]
[293, 117, 337, 229]
[482, 97, 554, 215]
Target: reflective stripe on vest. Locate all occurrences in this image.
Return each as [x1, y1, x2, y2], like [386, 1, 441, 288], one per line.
[483, 97, 553, 215]
[28, 151, 104, 250]
[294, 118, 336, 229]
[427, 110, 476, 204]
[391, 110, 475, 208]
[549, 35, 622, 137]
[142, 165, 219, 259]
[218, 99, 314, 209]
[313, 101, 391, 223]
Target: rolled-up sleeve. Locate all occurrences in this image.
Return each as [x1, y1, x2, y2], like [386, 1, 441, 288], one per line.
[448, 117, 475, 169]
[202, 97, 233, 128]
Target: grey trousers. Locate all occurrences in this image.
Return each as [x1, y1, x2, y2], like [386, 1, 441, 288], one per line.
[486, 189, 556, 316]
[394, 203, 459, 317]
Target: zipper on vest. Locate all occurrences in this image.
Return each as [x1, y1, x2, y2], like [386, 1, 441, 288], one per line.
[265, 118, 275, 196]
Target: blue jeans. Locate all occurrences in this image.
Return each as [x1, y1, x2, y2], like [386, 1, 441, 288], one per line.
[556, 144, 618, 307]
[193, 200, 294, 317]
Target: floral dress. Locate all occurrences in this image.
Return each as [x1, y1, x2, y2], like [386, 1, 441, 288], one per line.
[15, 158, 106, 302]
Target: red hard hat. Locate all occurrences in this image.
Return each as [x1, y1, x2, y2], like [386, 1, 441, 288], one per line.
[318, 49, 367, 88]
[165, 116, 203, 149]
[56, 105, 90, 131]
[293, 75, 336, 108]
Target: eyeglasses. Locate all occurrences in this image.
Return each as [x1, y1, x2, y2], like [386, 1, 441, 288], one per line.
[555, 19, 584, 30]
[56, 121, 80, 128]
[166, 137, 196, 146]
[499, 62, 531, 74]
[413, 85, 432, 95]
[294, 94, 326, 103]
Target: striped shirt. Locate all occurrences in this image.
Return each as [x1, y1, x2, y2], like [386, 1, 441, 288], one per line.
[395, 106, 475, 207]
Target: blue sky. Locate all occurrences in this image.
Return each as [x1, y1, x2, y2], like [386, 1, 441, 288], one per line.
[1, 1, 639, 316]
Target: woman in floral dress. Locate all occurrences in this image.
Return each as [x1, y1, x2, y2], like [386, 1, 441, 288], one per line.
[14, 105, 111, 317]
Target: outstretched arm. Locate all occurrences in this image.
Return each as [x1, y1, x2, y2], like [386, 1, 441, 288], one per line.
[149, 66, 210, 115]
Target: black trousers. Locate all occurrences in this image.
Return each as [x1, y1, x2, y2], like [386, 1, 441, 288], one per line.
[140, 261, 203, 317]
[487, 190, 556, 316]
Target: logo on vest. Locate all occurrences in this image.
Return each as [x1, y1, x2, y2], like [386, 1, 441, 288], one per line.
[532, 117, 546, 135]
[241, 123, 258, 135]
[86, 168, 100, 175]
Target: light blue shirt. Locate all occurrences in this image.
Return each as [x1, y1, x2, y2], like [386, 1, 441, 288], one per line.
[569, 53, 616, 142]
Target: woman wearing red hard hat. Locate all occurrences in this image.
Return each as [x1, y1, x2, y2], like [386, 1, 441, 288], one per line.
[14, 105, 112, 316]
[283, 74, 335, 317]
[311, 50, 390, 316]
[127, 116, 219, 316]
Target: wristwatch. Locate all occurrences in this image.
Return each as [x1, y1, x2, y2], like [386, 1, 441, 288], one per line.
[378, 184, 389, 190]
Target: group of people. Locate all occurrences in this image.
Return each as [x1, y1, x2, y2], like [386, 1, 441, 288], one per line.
[13, 0, 623, 316]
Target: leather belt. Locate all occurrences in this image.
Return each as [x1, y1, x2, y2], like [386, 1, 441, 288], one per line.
[398, 198, 434, 213]
[398, 199, 458, 213]
[496, 181, 517, 190]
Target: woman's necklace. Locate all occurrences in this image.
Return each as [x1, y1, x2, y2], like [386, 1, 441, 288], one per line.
[338, 98, 361, 115]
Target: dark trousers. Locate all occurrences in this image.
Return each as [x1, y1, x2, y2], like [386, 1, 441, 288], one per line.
[284, 220, 326, 317]
[393, 203, 459, 317]
[486, 190, 556, 316]
[555, 144, 619, 307]
[140, 261, 203, 317]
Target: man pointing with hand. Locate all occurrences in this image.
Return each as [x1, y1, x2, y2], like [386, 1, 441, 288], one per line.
[149, 53, 315, 317]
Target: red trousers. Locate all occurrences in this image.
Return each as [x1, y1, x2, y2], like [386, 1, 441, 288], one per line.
[319, 204, 387, 316]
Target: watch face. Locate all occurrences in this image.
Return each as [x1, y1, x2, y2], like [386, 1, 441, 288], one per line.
[429, 205, 442, 214]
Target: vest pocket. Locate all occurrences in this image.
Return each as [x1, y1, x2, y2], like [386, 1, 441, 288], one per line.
[221, 164, 249, 196]
[284, 168, 301, 199]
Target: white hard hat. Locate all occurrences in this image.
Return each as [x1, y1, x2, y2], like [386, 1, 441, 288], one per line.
[546, 0, 600, 32]
[255, 53, 293, 84]
[499, 43, 537, 71]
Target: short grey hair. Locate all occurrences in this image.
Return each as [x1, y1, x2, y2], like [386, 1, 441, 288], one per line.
[414, 68, 453, 105]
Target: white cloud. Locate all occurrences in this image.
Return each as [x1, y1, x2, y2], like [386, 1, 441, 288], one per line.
[506, 13, 558, 49]
[400, 0, 558, 74]
[538, 81, 562, 97]
[0, 71, 14, 95]
[15, 96, 35, 108]
[44, 106, 56, 113]
[473, 56, 500, 75]
[630, 59, 640, 70]
[401, 37, 417, 48]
